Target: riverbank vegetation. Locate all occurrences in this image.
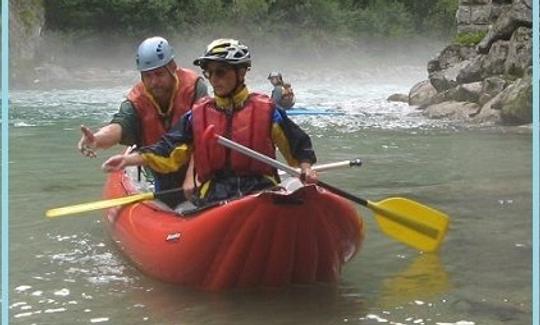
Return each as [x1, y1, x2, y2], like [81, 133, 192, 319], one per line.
[44, 0, 457, 43]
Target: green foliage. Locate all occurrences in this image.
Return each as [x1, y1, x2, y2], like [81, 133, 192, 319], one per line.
[350, 0, 415, 38]
[454, 31, 487, 46]
[423, 0, 458, 37]
[43, 0, 458, 40]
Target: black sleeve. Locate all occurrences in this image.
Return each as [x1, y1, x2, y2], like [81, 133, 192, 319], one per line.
[278, 109, 317, 164]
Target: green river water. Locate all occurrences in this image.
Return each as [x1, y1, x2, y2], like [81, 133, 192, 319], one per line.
[5, 66, 533, 324]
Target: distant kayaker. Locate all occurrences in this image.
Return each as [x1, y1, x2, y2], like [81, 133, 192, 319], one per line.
[101, 38, 318, 206]
[268, 71, 295, 110]
[77, 36, 208, 208]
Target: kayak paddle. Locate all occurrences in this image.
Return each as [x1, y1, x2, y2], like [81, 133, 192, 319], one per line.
[204, 126, 449, 252]
[45, 188, 181, 218]
[45, 158, 362, 218]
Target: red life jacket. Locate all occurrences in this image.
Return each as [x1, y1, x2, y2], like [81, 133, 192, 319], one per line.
[127, 68, 200, 145]
[192, 93, 276, 183]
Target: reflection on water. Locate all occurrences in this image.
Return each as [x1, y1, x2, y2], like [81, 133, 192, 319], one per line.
[376, 254, 451, 309]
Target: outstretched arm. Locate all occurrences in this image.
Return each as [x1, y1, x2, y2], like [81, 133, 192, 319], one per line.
[78, 124, 122, 158]
[101, 152, 145, 173]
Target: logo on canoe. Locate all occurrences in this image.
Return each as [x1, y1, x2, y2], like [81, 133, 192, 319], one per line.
[166, 232, 181, 242]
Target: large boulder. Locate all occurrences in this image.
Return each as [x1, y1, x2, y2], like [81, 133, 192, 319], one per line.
[428, 44, 477, 92]
[430, 60, 472, 92]
[454, 82, 483, 102]
[457, 56, 484, 84]
[493, 69, 532, 124]
[409, 80, 437, 106]
[427, 44, 477, 73]
[422, 101, 480, 120]
[470, 92, 504, 124]
[478, 76, 508, 105]
[387, 93, 409, 103]
[483, 40, 510, 74]
[458, 40, 509, 83]
[504, 26, 532, 77]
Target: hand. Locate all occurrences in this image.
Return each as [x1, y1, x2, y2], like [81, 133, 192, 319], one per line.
[78, 125, 97, 158]
[101, 154, 127, 173]
[182, 156, 199, 201]
[300, 164, 318, 184]
[182, 180, 196, 202]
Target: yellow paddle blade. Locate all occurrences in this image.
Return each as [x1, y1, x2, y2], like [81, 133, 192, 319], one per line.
[46, 192, 155, 218]
[367, 197, 449, 252]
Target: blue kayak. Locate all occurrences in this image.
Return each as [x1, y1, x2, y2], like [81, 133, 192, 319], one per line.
[285, 108, 345, 116]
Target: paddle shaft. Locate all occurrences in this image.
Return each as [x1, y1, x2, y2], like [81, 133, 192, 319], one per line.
[216, 136, 368, 206]
[278, 158, 361, 176]
[154, 159, 362, 205]
[45, 157, 361, 218]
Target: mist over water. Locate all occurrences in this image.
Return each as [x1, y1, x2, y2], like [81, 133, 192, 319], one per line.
[14, 35, 448, 130]
[9, 36, 532, 324]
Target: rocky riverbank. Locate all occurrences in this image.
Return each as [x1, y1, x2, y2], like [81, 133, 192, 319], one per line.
[390, 0, 532, 126]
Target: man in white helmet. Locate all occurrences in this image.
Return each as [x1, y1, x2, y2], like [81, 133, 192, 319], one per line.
[77, 36, 208, 207]
[268, 71, 295, 110]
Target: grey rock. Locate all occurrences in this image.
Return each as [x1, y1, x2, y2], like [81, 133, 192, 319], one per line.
[387, 93, 409, 103]
[504, 26, 532, 77]
[490, 3, 512, 20]
[470, 5, 492, 24]
[457, 56, 485, 84]
[494, 73, 532, 124]
[471, 91, 504, 123]
[429, 88, 459, 106]
[422, 101, 480, 120]
[455, 82, 483, 102]
[431, 60, 471, 92]
[409, 80, 437, 106]
[477, 0, 532, 53]
[430, 44, 468, 72]
[482, 40, 509, 76]
[456, 6, 472, 25]
[478, 76, 507, 105]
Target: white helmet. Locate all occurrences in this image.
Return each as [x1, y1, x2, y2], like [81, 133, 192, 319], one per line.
[135, 36, 174, 72]
[267, 71, 282, 80]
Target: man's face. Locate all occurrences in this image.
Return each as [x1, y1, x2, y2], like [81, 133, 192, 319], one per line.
[141, 66, 175, 101]
[269, 77, 281, 86]
[204, 62, 242, 97]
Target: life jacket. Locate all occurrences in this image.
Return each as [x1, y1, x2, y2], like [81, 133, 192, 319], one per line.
[127, 68, 199, 145]
[279, 83, 295, 109]
[192, 93, 276, 183]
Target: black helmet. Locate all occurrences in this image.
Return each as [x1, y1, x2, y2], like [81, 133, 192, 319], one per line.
[193, 39, 251, 68]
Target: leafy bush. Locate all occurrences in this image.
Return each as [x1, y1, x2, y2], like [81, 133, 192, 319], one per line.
[454, 31, 487, 46]
[44, 0, 457, 40]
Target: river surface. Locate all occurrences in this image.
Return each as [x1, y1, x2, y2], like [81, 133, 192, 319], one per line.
[6, 62, 532, 324]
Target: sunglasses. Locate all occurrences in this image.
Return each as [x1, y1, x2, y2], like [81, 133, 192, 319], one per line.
[203, 66, 233, 79]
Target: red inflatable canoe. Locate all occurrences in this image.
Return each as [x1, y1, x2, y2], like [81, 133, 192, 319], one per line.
[102, 169, 364, 291]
